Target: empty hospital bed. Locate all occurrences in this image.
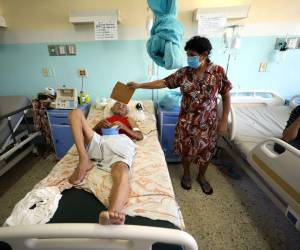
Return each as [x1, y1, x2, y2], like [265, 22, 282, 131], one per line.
[219, 91, 300, 230]
[0, 96, 40, 177]
[0, 100, 198, 250]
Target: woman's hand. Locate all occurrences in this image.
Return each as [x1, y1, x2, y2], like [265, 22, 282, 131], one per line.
[217, 119, 228, 136]
[282, 124, 299, 142]
[127, 82, 140, 89]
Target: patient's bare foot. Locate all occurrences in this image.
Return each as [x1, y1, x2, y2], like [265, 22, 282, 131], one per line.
[99, 211, 126, 225]
[69, 156, 92, 185]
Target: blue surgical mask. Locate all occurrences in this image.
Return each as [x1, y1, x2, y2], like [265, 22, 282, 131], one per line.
[187, 56, 201, 69]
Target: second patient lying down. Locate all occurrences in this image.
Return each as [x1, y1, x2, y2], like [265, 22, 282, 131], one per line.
[68, 101, 143, 225]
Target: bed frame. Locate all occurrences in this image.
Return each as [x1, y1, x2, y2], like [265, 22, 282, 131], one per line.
[0, 103, 40, 177]
[0, 224, 198, 250]
[0, 100, 198, 250]
[230, 90, 285, 107]
[219, 91, 300, 231]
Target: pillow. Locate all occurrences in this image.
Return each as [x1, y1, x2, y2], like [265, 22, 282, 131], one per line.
[103, 99, 145, 122]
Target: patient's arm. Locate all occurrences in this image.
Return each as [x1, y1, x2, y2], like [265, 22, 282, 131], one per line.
[282, 116, 300, 142]
[112, 118, 143, 140]
[93, 119, 111, 132]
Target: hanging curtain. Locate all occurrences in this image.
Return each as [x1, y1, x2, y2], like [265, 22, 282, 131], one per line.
[147, 0, 184, 70]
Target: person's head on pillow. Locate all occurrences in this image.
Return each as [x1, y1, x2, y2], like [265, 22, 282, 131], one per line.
[94, 100, 143, 141]
[111, 101, 129, 116]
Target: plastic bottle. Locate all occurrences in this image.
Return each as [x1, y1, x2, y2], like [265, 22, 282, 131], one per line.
[85, 94, 91, 103]
[80, 91, 86, 105]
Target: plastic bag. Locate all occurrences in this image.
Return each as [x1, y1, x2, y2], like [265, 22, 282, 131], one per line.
[159, 91, 182, 110]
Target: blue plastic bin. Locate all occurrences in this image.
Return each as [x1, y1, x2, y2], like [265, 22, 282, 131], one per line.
[101, 127, 119, 135]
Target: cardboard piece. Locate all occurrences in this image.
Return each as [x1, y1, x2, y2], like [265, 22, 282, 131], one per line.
[110, 81, 135, 104]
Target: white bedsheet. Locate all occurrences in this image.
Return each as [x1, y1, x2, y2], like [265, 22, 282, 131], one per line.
[34, 101, 185, 229]
[233, 106, 291, 156]
[4, 187, 61, 226]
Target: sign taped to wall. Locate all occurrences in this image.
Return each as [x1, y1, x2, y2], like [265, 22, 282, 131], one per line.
[198, 13, 227, 34]
[94, 15, 118, 40]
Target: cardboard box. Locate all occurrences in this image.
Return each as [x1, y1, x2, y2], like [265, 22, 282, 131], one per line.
[110, 81, 135, 104]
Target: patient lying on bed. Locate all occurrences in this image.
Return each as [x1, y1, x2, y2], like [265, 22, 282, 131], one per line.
[275, 105, 300, 153]
[68, 101, 143, 225]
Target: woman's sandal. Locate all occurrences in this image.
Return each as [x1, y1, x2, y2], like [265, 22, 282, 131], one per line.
[181, 175, 192, 190]
[197, 179, 213, 195]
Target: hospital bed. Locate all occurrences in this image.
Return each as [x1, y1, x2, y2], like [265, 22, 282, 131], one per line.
[0, 96, 40, 177]
[0, 100, 198, 250]
[218, 91, 300, 231]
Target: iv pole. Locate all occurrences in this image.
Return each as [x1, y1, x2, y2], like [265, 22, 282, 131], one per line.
[146, 9, 157, 102]
[225, 51, 231, 75]
[225, 25, 241, 75]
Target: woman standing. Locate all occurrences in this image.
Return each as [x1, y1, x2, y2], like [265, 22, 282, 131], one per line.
[128, 36, 232, 195]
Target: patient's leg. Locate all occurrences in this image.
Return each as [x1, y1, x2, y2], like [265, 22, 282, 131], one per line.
[68, 109, 94, 184]
[99, 162, 129, 225]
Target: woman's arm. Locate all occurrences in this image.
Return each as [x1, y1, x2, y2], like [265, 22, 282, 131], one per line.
[218, 92, 231, 135]
[221, 92, 231, 121]
[127, 80, 166, 90]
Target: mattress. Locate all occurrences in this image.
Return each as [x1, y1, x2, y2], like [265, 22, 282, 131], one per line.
[35, 100, 184, 229]
[233, 105, 291, 157]
[49, 188, 183, 250]
[0, 96, 31, 148]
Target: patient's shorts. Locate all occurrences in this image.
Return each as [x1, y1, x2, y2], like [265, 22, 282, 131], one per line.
[87, 132, 136, 173]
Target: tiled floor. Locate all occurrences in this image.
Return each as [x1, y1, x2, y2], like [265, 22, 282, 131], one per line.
[0, 153, 55, 224]
[0, 153, 300, 249]
[168, 161, 300, 249]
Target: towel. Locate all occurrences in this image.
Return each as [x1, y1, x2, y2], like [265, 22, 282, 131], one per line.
[4, 186, 62, 226]
[147, 0, 184, 70]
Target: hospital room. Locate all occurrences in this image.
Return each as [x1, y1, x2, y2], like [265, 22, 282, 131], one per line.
[0, 0, 300, 249]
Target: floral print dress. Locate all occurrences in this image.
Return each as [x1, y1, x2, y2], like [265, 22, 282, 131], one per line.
[164, 63, 232, 167]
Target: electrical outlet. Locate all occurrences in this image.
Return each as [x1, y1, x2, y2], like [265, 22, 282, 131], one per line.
[287, 38, 298, 49]
[49, 67, 56, 77]
[48, 45, 58, 56]
[48, 44, 76, 56]
[274, 38, 287, 51]
[42, 67, 55, 77]
[275, 37, 300, 50]
[58, 45, 67, 56]
[79, 68, 87, 77]
[67, 44, 76, 55]
[259, 63, 267, 72]
[42, 67, 49, 77]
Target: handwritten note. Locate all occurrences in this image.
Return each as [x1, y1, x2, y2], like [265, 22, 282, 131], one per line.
[198, 13, 227, 35]
[95, 16, 118, 40]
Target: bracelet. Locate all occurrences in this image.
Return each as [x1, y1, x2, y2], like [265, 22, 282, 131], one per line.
[132, 127, 141, 132]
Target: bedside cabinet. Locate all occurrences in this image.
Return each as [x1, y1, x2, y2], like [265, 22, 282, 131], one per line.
[157, 104, 181, 162]
[47, 104, 90, 159]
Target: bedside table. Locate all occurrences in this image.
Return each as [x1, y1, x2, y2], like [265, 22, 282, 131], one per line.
[47, 104, 90, 159]
[156, 104, 181, 162]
